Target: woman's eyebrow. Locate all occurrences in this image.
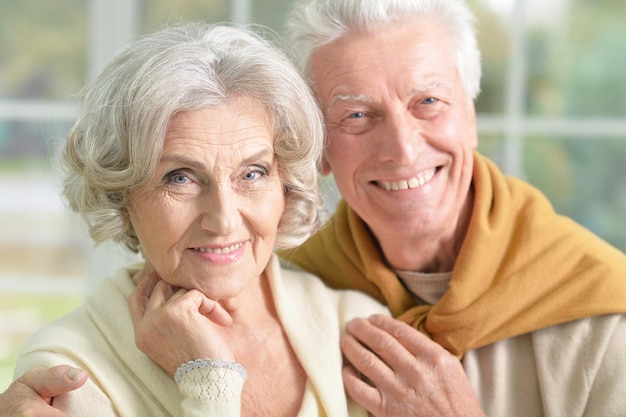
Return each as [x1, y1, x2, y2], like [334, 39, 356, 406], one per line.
[240, 148, 275, 165]
[159, 155, 207, 169]
[160, 148, 274, 168]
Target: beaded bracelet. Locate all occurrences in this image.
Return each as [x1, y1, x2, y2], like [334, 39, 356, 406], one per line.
[174, 359, 248, 384]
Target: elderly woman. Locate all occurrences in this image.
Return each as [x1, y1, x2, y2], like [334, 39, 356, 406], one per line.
[12, 22, 388, 417]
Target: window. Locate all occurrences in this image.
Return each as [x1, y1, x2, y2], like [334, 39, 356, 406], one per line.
[470, 0, 626, 250]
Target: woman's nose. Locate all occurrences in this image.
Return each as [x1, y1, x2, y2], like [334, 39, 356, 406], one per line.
[198, 184, 242, 234]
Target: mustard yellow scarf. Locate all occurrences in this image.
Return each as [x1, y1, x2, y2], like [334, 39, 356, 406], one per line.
[279, 152, 626, 356]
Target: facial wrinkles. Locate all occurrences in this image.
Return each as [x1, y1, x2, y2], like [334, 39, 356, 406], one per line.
[162, 125, 275, 185]
[166, 127, 268, 158]
[162, 114, 276, 178]
[324, 55, 443, 126]
[309, 23, 479, 268]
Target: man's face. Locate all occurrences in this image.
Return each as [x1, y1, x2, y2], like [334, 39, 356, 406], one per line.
[309, 21, 478, 266]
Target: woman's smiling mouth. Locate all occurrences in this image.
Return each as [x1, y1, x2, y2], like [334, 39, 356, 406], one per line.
[193, 242, 245, 254]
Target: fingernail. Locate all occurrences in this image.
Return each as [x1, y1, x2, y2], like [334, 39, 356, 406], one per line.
[66, 367, 83, 380]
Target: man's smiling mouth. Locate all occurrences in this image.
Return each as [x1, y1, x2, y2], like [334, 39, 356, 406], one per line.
[376, 167, 437, 191]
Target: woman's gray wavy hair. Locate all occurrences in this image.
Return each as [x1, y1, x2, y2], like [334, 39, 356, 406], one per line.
[285, 0, 482, 102]
[62, 22, 325, 252]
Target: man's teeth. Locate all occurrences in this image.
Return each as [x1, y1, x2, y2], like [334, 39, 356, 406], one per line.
[194, 243, 243, 254]
[379, 168, 436, 191]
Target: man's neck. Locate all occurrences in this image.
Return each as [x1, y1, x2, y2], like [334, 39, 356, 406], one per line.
[376, 186, 475, 274]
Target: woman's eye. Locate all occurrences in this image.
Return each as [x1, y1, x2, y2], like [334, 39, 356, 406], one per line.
[166, 172, 189, 184]
[243, 167, 267, 181]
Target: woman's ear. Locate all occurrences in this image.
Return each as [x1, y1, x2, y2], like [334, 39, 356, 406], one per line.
[320, 153, 332, 176]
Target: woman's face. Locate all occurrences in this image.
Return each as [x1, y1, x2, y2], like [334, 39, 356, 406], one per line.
[127, 97, 285, 300]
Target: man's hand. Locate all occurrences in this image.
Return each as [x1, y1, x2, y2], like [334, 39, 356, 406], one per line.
[0, 365, 88, 417]
[341, 314, 486, 417]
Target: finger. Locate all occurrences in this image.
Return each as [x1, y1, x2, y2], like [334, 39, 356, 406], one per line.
[138, 271, 161, 300]
[127, 288, 144, 324]
[144, 280, 176, 312]
[132, 266, 160, 300]
[342, 363, 382, 416]
[340, 324, 395, 384]
[168, 286, 189, 303]
[128, 272, 160, 322]
[350, 316, 427, 374]
[196, 293, 232, 326]
[368, 314, 448, 361]
[18, 366, 88, 400]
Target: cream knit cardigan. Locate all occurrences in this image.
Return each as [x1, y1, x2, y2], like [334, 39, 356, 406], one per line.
[14, 255, 390, 417]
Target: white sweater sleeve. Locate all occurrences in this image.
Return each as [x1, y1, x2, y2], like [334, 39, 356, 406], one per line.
[177, 364, 246, 417]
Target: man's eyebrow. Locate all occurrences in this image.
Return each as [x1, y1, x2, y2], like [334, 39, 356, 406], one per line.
[328, 81, 452, 107]
[330, 93, 372, 106]
[409, 80, 453, 94]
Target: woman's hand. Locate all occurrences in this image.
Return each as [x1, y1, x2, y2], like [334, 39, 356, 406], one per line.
[128, 270, 234, 377]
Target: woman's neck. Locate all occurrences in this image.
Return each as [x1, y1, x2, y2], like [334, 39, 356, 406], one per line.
[219, 272, 307, 417]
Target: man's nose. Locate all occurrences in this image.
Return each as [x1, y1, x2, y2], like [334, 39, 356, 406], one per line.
[377, 111, 424, 164]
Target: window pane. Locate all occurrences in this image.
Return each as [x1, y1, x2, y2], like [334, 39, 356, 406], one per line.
[250, 0, 293, 33]
[477, 132, 506, 166]
[0, 120, 87, 390]
[525, 136, 626, 252]
[0, 120, 88, 282]
[0, 294, 83, 391]
[470, 0, 509, 114]
[142, 0, 296, 40]
[0, 0, 88, 390]
[142, 0, 230, 32]
[0, 0, 87, 100]
[526, 0, 626, 117]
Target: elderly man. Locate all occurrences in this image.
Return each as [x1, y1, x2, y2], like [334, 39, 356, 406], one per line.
[3, 0, 626, 416]
[276, 1, 626, 416]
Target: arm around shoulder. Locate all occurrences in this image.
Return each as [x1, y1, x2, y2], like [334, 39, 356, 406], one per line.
[0, 365, 87, 417]
[14, 351, 118, 417]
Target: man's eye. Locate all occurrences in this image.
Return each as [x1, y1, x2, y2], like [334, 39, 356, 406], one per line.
[347, 111, 366, 119]
[422, 97, 437, 105]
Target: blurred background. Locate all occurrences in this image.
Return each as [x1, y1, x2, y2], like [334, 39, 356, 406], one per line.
[1, 0, 625, 390]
